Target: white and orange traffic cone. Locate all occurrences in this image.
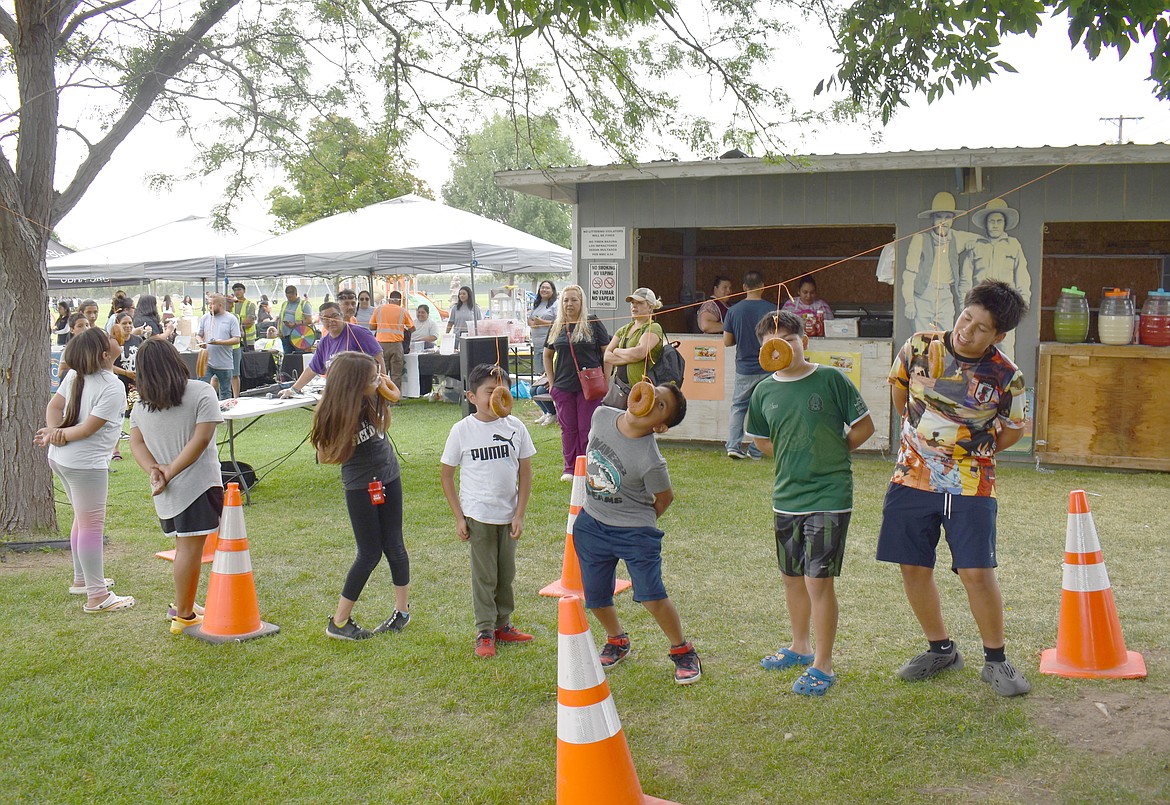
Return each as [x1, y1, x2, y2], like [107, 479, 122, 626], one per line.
[156, 530, 218, 564]
[541, 456, 631, 598]
[186, 483, 279, 644]
[556, 595, 676, 805]
[1039, 490, 1145, 679]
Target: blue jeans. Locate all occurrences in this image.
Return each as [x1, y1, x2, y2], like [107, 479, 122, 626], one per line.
[202, 367, 233, 400]
[726, 371, 769, 456]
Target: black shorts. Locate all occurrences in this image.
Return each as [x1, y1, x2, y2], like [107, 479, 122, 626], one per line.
[160, 487, 224, 538]
[774, 511, 851, 578]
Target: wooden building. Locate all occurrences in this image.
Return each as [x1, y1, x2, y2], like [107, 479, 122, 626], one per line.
[498, 145, 1170, 469]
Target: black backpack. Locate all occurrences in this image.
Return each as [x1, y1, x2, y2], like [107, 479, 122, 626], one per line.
[647, 340, 685, 387]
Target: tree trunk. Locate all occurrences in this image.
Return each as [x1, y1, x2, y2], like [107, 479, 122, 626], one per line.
[0, 235, 57, 538]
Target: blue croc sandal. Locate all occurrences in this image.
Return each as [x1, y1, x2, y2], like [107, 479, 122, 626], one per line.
[760, 647, 815, 671]
[793, 667, 836, 696]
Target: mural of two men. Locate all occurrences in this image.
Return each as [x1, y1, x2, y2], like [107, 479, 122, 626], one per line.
[902, 193, 1030, 358]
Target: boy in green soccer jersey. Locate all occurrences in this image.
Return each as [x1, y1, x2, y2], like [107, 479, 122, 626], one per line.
[745, 311, 874, 696]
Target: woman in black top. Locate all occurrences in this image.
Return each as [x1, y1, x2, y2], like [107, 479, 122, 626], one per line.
[133, 294, 173, 339]
[542, 284, 610, 480]
[53, 301, 72, 345]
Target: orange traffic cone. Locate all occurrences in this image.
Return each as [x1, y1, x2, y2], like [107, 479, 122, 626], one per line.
[556, 595, 677, 805]
[186, 483, 279, 644]
[541, 456, 631, 598]
[1039, 490, 1145, 679]
[156, 530, 218, 563]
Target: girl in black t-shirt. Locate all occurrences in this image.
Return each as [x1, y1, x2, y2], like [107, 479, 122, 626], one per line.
[309, 352, 410, 641]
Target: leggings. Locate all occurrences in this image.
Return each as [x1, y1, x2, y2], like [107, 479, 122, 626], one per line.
[50, 460, 109, 598]
[341, 476, 409, 601]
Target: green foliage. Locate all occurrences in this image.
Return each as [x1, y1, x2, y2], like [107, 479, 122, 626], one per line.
[823, 0, 1170, 123]
[267, 115, 432, 232]
[442, 114, 578, 247]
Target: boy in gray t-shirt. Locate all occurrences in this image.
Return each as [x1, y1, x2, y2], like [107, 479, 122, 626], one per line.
[574, 386, 702, 685]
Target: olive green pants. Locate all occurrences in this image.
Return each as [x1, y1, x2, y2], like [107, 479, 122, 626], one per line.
[467, 518, 516, 633]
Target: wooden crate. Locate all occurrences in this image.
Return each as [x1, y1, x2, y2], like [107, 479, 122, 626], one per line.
[1035, 344, 1170, 471]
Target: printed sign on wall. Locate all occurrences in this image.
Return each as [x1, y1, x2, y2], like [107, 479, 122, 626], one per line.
[589, 263, 618, 310]
[806, 350, 863, 390]
[680, 338, 725, 401]
[581, 227, 626, 259]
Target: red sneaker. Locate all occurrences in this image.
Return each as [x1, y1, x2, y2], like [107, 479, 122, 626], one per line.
[494, 625, 533, 643]
[669, 641, 702, 685]
[475, 630, 496, 658]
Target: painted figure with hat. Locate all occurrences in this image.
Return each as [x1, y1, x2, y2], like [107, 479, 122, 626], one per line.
[959, 198, 1030, 358]
[903, 191, 973, 333]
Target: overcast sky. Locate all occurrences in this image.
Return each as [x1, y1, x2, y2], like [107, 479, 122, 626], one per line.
[54, 16, 1170, 250]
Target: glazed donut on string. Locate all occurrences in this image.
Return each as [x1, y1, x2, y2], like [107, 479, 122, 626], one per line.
[489, 384, 513, 417]
[377, 375, 401, 402]
[627, 380, 656, 417]
[759, 336, 794, 372]
[195, 344, 209, 378]
[927, 336, 947, 379]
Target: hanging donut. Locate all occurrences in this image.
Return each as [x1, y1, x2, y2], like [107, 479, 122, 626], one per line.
[489, 385, 514, 417]
[195, 345, 209, 378]
[927, 337, 947, 379]
[377, 375, 401, 402]
[627, 380, 656, 417]
[758, 337, 793, 372]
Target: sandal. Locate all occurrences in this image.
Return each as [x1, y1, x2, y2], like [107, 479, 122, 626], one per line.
[760, 647, 814, 671]
[69, 578, 114, 595]
[83, 593, 136, 613]
[793, 667, 836, 697]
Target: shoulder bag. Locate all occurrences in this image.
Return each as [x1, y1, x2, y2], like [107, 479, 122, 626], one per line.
[566, 325, 607, 400]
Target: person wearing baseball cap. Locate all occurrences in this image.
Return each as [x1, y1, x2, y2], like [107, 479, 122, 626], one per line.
[604, 287, 666, 394]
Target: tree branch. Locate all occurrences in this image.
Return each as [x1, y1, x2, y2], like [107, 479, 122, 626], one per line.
[57, 0, 136, 48]
[0, 7, 17, 46]
[51, 0, 243, 226]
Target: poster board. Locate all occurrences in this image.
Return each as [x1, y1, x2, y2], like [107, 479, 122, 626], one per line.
[806, 350, 862, 390]
[679, 337, 725, 401]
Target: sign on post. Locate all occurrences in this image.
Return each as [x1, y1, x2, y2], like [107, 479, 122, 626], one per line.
[581, 227, 626, 259]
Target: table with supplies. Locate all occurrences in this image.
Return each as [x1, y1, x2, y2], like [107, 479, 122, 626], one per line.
[218, 386, 320, 504]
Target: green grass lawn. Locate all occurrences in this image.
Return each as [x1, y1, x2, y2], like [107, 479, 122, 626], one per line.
[3, 399, 1168, 803]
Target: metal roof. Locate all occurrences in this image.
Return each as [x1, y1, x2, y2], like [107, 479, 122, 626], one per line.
[495, 143, 1170, 204]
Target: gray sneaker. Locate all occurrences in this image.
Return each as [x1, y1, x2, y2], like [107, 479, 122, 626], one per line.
[727, 448, 748, 460]
[897, 648, 964, 681]
[980, 660, 1031, 697]
[374, 610, 411, 634]
[326, 616, 373, 641]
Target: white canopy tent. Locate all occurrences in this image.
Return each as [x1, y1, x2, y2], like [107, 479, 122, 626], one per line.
[225, 194, 572, 279]
[46, 215, 272, 289]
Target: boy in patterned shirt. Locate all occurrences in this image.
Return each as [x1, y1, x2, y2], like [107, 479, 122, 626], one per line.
[878, 280, 1030, 696]
[746, 311, 873, 696]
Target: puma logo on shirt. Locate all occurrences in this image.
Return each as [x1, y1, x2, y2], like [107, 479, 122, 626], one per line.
[471, 431, 518, 461]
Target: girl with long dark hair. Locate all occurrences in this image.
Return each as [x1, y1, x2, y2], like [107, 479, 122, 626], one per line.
[310, 352, 411, 640]
[36, 328, 135, 612]
[128, 338, 225, 634]
[446, 285, 482, 339]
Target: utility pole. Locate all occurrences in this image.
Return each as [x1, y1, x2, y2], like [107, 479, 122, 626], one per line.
[1100, 115, 1144, 144]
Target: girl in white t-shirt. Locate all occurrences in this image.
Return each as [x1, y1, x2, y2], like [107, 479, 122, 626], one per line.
[35, 328, 136, 613]
[129, 338, 225, 635]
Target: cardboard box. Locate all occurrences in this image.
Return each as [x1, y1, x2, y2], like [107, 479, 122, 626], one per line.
[824, 318, 859, 338]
